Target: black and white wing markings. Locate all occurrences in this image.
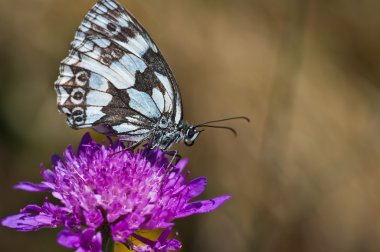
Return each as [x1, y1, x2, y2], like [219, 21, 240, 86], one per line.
[55, 0, 182, 142]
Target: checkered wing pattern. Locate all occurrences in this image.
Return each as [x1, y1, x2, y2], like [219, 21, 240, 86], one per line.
[55, 0, 182, 142]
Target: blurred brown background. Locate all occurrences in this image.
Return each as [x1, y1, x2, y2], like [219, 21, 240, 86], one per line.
[1, 0, 380, 251]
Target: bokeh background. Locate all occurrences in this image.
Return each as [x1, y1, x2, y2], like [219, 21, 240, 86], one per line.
[1, 0, 380, 251]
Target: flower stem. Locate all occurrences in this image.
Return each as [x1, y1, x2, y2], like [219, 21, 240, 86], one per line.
[103, 237, 115, 252]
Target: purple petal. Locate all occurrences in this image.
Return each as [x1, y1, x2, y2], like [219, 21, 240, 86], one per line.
[14, 182, 52, 192]
[80, 229, 102, 252]
[165, 238, 182, 250]
[132, 228, 182, 251]
[132, 245, 152, 252]
[77, 132, 93, 154]
[1, 213, 54, 231]
[175, 195, 231, 218]
[2, 214, 35, 231]
[22, 204, 42, 213]
[34, 214, 58, 225]
[41, 169, 56, 183]
[162, 159, 189, 190]
[132, 233, 155, 247]
[81, 229, 95, 245]
[111, 223, 133, 242]
[80, 132, 93, 145]
[58, 229, 102, 252]
[154, 227, 182, 251]
[52, 191, 63, 200]
[63, 145, 76, 163]
[180, 177, 207, 199]
[57, 229, 80, 248]
[41, 201, 67, 214]
[111, 213, 145, 242]
[2, 202, 69, 231]
[83, 209, 104, 228]
[157, 227, 172, 242]
[51, 154, 62, 166]
[175, 158, 188, 173]
[156, 228, 182, 251]
[93, 232, 102, 251]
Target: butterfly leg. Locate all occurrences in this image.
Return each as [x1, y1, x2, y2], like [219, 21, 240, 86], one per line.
[165, 150, 182, 168]
[159, 150, 182, 190]
[125, 140, 144, 151]
[111, 138, 148, 156]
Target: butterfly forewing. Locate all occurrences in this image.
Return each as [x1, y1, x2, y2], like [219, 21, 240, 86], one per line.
[55, 0, 183, 142]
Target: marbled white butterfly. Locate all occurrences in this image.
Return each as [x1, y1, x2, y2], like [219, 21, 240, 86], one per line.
[55, 0, 248, 151]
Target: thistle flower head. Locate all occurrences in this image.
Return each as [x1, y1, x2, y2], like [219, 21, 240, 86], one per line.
[2, 133, 230, 252]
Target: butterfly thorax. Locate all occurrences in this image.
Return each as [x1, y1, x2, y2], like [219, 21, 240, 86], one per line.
[150, 117, 185, 150]
[150, 118, 199, 151]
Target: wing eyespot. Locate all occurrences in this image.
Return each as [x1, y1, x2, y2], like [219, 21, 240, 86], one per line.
[70, 88, 86, 104]
[75, 71, 89, 86]
[71, 107, 85, 125]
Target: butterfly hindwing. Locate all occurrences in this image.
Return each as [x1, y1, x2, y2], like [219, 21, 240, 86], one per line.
[55, 0, 183, 141]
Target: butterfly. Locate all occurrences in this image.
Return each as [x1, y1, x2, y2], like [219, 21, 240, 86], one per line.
[55, 0, 248, 151]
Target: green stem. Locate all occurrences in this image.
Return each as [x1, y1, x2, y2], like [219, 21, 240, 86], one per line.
[103, 237, 115, 252]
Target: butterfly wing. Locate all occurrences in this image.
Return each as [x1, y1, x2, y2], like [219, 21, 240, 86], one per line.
[55, 0, 183, 142]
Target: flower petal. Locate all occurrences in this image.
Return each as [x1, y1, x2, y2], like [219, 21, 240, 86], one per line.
[83, 209, 104, 228]
[155, 227, 181, 250]
[186, 177, 207, 198]
[41, 169, 56, 183]
[58, 229, 102, 252]
[51, 154, 62, 167]
[132, 228, 182, 252]
[77, 132, 93, 154]
[1, 213, 55, 231]
[57, 229, 80, 248]
[21, 204, 42, 213]
[132, 245, 152, 252]
[156, 228, 181, 250]
[175, 195, 231, 218]
[175, 158, 188, 172]
[111, 213, 145, 242]
[14, 182, 52, 192]
[174, 177, 207, 199]
[157, 227, 172, 242]
[165, 238, 182, 251]
[2, 201, 70, 231]
[80, 229, 102, 252]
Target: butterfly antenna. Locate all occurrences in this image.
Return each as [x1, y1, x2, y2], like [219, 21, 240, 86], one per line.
[195, 116, 250, 126]
[196, 125, 238, 136]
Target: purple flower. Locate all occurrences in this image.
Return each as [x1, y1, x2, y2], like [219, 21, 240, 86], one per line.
[2, 133, 230, 252]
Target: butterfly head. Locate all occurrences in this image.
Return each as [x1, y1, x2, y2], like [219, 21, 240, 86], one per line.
[176, 121, 202, 147]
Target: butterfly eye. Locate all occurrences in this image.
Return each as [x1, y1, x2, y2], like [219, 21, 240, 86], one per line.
[184, 127, 200, 146]
[187, 128, 195, 138]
